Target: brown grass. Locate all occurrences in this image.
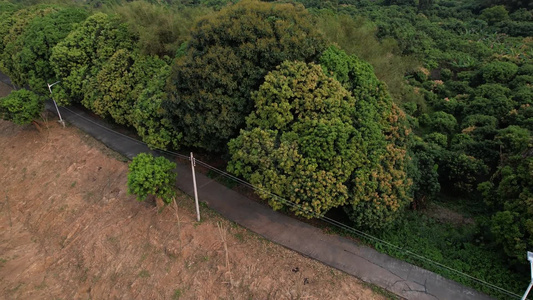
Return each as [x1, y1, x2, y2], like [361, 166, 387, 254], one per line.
[0, 119, 388, 300]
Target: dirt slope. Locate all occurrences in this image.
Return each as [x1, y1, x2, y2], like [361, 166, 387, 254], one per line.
[0, 119, 387, 300]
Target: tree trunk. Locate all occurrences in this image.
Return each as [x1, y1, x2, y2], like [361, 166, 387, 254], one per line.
[155, 196, 165, 210]
[32, 120, 42, 133]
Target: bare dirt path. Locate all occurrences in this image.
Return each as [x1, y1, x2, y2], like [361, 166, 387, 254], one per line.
[0, 119, 387, 300]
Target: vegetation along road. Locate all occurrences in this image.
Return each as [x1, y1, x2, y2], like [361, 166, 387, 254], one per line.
[0, 0, 531, 299]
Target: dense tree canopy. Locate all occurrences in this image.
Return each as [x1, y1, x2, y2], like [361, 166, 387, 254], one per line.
[320, 46, 412, 229]
[112, 1, 209, 58]
[0, 5, 59, 86]
[229, 49, 412, 229]
[228, 61, 361, 217]
[165, 0, 327, 151]
[131, 63, 180, 150]
[9, 8, 88, 93]
[1, 0, 532, 296]
[50, 12, 136, 105]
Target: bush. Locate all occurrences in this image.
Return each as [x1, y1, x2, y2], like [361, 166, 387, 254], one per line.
[0, 89, 43, 125]
[420, 111, 457, 134]
[480, 5, 509, 25]
[438, 151, 488, 194]
[127, 153, 176, 204]
[479, 61, 518, 84]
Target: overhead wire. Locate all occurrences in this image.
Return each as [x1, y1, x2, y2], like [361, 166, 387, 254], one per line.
[194, 160, 521, 299]
[56, 104, 523, 299]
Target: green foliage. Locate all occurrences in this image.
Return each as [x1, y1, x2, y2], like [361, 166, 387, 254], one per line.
[496, 125, 531, 154]
[479, 61, 518, 84]
[313, 12, 421, 105]
[408, 138, 441, 209]
[50, 12, 136, 105]
[112, 1, 209, 57]
[438, 151, 488, 194]
[420, 111, 457, 134]
[127, 153, 176, 204]
[480, 151, 533, 265]
[0, 5, 59, 84]
[375, 210, 526, 298]
[131, 63, 180, 150]
[165, 0, 327, 152]
[10, 8, 88, 93]
[228, 61, 358, 218]
[319, 46, 412, 230]
[0, 89, 43, 125]
[480, 5, 509, 25]
[83, 49, 137, 122]
[424, 132, 448, 147]
[478, 0, 533, 12]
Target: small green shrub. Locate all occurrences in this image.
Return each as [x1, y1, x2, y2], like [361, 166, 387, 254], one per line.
[127, 153, 176, 204]
[0, 89, 43, 125]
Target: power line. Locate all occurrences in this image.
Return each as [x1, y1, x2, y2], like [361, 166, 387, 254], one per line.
[58, 106, 190, 160]
[194, 160, 522, 299]
[57, 104, 522, 299]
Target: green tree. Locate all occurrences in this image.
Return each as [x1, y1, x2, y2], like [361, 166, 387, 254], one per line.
[496, 125, 531, 154]
[228, 61, 358, 218]
[313, 12, 421, 106]
[10, 8, 88, 94]
[50, 12, 136, 105]
[479, 149, 533, 263]
[480, 5, 509, 25]
[319, 46, 412, 230]
[479, 61, 518, 84]
[84, 50, 162, 123]
[131, 62, 180, 150]
[409, 138, 441, 209]
[438, 151, 488, 194]
[465, 84, 514, 120]
[127, 153, 176, 204]
[0, 89, 43, 126]
[165, 0, 327, 152]
[112, 1, 209, 57]
[0, 5, 59, 84]
[420, 111, 458, 135]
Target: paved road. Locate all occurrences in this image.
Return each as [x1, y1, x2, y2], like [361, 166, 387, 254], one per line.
[41, 101, 498, 300]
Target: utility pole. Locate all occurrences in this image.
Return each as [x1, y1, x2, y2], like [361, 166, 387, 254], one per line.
[521, 251, 533, 300]
[190, 152, 201, 222]
[47, 81, 65, 127]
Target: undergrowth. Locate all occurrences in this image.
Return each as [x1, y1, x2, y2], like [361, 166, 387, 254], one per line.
[337, 210, 526, 299]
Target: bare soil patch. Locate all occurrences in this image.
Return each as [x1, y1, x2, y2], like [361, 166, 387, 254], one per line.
[424, 202, 475, 226]
[0, 120, 387, 300]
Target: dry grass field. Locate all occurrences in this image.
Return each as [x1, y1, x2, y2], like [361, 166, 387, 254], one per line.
[0, 117, 388, 300]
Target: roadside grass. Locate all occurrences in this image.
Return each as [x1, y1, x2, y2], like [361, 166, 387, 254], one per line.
[330, 209, 525, 300]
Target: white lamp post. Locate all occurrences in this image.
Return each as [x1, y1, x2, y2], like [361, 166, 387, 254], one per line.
[47, 81, 64, 127]
[521, 251, 533, 300]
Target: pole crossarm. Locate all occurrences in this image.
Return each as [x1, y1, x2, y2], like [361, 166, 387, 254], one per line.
[47, 81, 64, 127]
